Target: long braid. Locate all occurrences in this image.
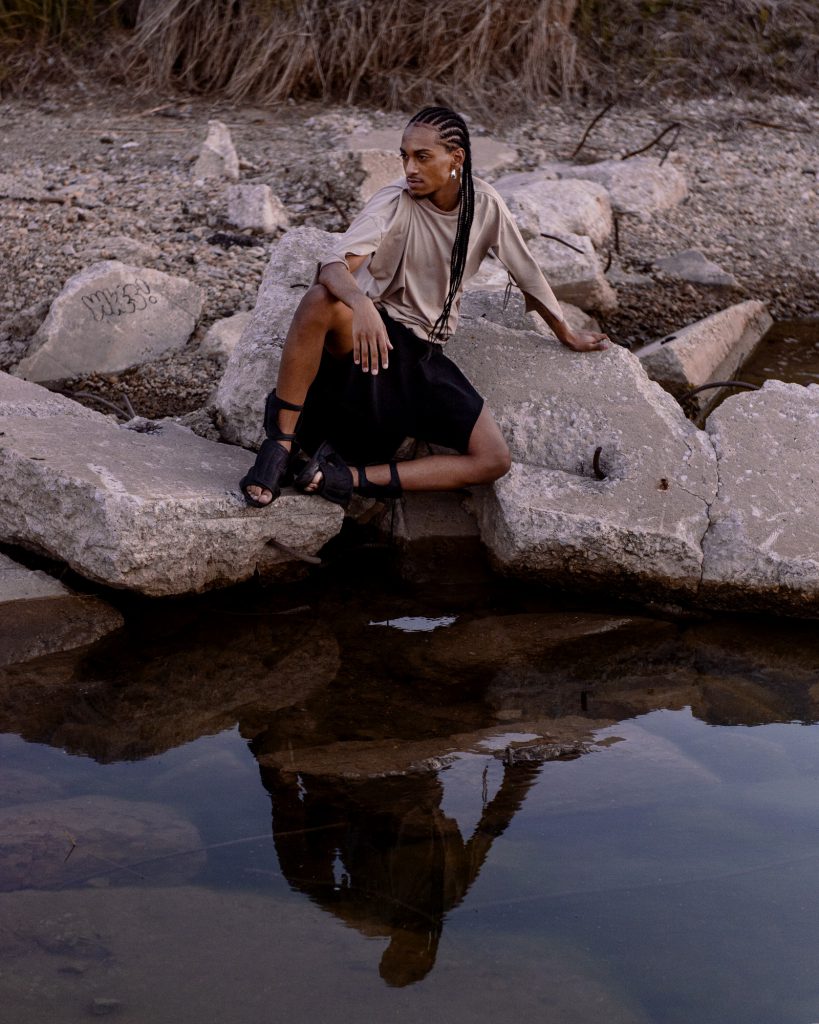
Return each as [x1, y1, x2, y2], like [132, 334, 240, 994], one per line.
[407, 106, 475, 342]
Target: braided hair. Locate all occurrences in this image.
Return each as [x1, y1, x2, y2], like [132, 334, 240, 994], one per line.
[406, 106, 475, 342]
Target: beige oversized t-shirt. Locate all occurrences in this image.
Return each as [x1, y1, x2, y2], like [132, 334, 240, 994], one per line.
[320, 177, 564, 342]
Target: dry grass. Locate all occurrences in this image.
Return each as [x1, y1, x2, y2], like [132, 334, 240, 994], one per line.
[575, 0, 819, 98]
[125, 0, 580, 110]
[0, 0, 816, 105]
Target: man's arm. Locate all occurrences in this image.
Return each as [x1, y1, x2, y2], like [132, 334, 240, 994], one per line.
[318, 257, 393, 374]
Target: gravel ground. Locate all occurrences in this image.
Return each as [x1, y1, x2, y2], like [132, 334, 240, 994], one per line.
[1, 84, 816, 420]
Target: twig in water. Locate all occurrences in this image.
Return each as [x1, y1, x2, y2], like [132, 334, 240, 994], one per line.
[622, 123, 682, 161]
[539, 233, 586, 255]
[686, 380, 760, 398]
[569, 101, 615, 161]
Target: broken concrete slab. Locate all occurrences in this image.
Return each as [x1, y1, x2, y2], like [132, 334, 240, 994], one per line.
[560, 157, 688, 218]
[459, 289, 599, 340]
[192, 119, 239, 181]
[77, 235, 161, 265]
[227, 183, 290, 233]
[0, 552, 123, 667]
[446, 320, 718, 600]
[527, 233, 618, 313]
[213, 226, 336, 448]
[496, 177, 613, 247]
[14, 261, 203, 383]
[700, 381, 819, 616]
[638, 301, 772, 416]
[654, 249, 738, 287]
[389, 491, 485, 584]
[0, 373, 342, 596]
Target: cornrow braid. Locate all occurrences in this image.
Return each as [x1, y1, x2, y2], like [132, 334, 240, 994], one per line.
[407, 106, 475, 342]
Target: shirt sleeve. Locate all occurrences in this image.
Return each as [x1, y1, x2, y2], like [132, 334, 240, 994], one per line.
[490, 196, 565, 323]
[319, 183, 404, 271]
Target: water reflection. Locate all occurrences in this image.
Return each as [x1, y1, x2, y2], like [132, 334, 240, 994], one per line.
[259, 761, 541, 986]
[1, 587, 819, 993]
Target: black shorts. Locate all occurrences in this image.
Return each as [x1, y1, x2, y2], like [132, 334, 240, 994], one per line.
[297, 308, 484, 466]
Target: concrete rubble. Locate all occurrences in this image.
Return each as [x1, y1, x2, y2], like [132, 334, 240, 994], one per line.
[0, 551, 123, 667]
[0, 373, 342, 596]
[654, 248, 738, 288]
[700, 381, 819, 615]
[459, 288, 600, 339]
[227, 183, 290, 233]
[192, 119, 240, 181]
[559, 156, 689, 218]
[213, 225, 334, 448]
[526, 233, 618, 313]
[331, 147, 404, 205]
[446, 320, 718, 601]
[638, 300, 772, 415]
[14, 261, 204, 383]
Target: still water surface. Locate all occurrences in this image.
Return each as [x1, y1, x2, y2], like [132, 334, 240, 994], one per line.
[2, 571, 819, 1024]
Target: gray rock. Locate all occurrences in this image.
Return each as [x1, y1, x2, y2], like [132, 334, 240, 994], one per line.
[200, 311, 253, 363]
[192, 119, 239, 181]
[77, 235, 161, 264]
[446, 320, 718, 600]
[638, 301, 772, 416]
[214, 226, 336, 448]
[227, 184, 290, 233]
[15, 261, 203, 383]
[654, 249, 738, 287]
[701, 381, 819, 615]
[0, 298, 50, 371]
[496, 177, 613, 247]
[0, 172, 53, 202]
[0, 373, 342, 596]
[0, 796, 204, 890]
[0, 552, 123, 667]
[560, 157, 688, 218]
[527, 233, 618, 313]
[390, 491, 484, 584]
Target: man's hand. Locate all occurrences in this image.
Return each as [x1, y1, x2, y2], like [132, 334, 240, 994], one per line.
[555, 324, 610, 352]
[351, 295, 393, 373]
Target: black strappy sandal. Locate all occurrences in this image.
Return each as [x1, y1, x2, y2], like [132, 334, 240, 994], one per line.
[356, 462, 402, 501]
[294, 441, 354, 508]
[239, 390, 303, 508]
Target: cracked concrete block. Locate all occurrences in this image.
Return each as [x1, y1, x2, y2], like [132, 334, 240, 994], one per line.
[527, 233, 618, 314]
[0, 372, 342, 595]
[496, 177, 614, 248]
[638, 301, 772, 416]
[654, 249, 737, 288]
[459, 289, 599, 339]
[700, 381, 819, 615]
[445, 320, 718, 600]
[227, 184, 290, 233]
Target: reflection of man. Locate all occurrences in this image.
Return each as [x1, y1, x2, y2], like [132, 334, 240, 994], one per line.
[258, 761, 542, 987]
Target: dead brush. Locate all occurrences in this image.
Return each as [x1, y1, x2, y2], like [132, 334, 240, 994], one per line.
[125, 0, 581, 111]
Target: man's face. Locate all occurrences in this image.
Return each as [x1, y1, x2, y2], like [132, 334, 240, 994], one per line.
[400, 124, 462, 198]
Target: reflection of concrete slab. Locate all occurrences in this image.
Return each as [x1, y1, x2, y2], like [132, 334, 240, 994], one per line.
[0, 552, 122, 667]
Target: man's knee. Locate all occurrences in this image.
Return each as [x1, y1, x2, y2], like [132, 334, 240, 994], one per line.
[476, 442, 511, 483]
[295, 283, 337, 323]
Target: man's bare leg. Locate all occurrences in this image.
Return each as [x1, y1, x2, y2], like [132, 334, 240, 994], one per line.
[303, 405, 511, 494]
[246, 284, 355, 506]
